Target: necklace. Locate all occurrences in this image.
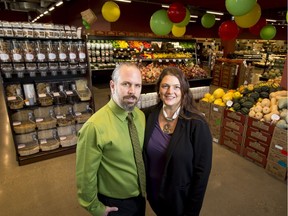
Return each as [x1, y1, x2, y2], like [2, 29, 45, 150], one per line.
[162, 106, 180, 134]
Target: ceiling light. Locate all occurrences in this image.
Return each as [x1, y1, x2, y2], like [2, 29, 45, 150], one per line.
[44, 10, 49, 15]
[114, 0, 131, 3]
[215, 18, 221, 21]
[266, 19, 277, 22]
[49, 7, 55, 11]
[189, 20, 197, 23]
[56, 1, 63, 7]
[206, 11, 224, 16]
[190, 15, 198, 18]
[40, 14, 44, 17]
[162, 4, 169, 8]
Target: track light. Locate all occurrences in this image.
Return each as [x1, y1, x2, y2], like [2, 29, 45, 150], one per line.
[114, 0, 132, 3]
[56, 1, 63, 7]
[206, 11, 224, 16]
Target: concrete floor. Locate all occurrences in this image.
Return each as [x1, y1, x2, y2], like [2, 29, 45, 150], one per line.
[0, 83, 287, 216]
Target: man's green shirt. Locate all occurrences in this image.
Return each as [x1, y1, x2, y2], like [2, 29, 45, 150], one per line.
[76, 99, 145, 215]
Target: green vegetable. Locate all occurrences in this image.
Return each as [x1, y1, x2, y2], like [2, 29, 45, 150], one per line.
[240, 107, 250, 115]
[233, 102, 241, 111]
[260, 92, 269, 99]
[242, 101, 254, 109]
[276, 119, 288, 129]
[278, 97, 288, 109]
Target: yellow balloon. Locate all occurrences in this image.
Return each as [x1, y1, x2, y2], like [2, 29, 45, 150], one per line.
[235, 3, 261, 28]
[172, 25, 186, 37]
[101, 1, 120, 22]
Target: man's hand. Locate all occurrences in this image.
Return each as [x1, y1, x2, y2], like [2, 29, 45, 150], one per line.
[103, 206, 118, 216]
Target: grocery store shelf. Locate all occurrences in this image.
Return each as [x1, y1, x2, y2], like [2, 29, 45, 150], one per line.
[18, 145, 76, 166]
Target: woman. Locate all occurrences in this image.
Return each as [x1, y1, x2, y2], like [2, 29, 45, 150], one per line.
[143, 67, 212, 216]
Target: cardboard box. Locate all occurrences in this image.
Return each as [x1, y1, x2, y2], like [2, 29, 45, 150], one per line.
[220, 135, 243, 155]
[210, 104, 225, 121]
[271, 127, 288, 151]
[267, 148, 287, 167]
[223, 118, 246, 134]
[246, 127, 273, 144]
[247, 117, 275, 134]
[198, 100, 210, 121]
[222, 127, 244, 143]
[244, 137, 270, 156]
[224, 109, 247, 123]
[265, 160, 287, 181]
[243, 147, 267, 168]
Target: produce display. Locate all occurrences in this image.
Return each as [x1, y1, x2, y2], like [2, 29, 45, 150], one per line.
[139, 62, 209, 83]
[201, 79, 288, 130]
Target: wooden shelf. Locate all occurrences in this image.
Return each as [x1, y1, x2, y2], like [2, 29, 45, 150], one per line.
[18, 146, 76, 166]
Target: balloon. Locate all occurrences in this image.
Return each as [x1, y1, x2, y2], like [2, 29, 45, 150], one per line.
[260, 25, 277, 40]
[218, 20, 239, 40]
[201, 13, 215, 28]
[235, 3, 261, 28]
[225, 0, 257, 16]
[150, 9, 173, 35]
[101, 1, 120, 22]
[167, 2, 186, 23]
[172, 25, 186, 37]
[249, 17, 267, 35]
[175, 8, 190, 27]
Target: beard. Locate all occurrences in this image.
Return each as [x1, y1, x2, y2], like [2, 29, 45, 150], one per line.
[112, 93, 139, 112]
[121, 95, 139, 111]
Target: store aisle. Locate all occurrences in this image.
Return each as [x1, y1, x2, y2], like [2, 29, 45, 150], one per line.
[0, 83, 287, 216]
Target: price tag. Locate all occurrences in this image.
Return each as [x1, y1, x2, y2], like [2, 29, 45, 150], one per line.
[226, 100, 233, 107]
[13, 121, 21, 126]
[18, 144, 26, 149]
[271, 114, 280, 121]
[36, 118, 44, 122]
[56, 115, 64, 119]
[53, 92, 60, 97]
[38, 93, 46, 98]
[7, 96, 16, 101]
[166, 59, 169, 62]
[66, 91, 73, 95]
[60, 136, 67, 141]
[275, 144, 283, 150]
[158, 59, 162, 63]
[40, 139, 47, 144]
[75, 112, 82, 116]
[172, 59, 176, 62]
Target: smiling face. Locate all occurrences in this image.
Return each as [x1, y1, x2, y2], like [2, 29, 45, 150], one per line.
[159, 75, 182, 109]
[110, 64, 142, 111]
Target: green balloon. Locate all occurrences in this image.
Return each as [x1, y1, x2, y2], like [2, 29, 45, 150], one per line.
[175, 8, 190, 27]
[260, 25, 276, 40]
[150, 9, 173, 36]
[201, 14, 215, 28]
[225, 0, 257, 16]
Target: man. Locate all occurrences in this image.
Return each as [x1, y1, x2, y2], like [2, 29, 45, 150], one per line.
[76, 62, 146, 216]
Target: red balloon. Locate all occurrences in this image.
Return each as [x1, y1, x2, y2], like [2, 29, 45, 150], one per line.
[218, 21, 239, 40]
[249, 17, 267, 35]
[167, 2, 186, 23]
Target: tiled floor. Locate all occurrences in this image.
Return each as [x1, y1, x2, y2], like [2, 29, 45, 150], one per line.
[0, 83, 287, 216]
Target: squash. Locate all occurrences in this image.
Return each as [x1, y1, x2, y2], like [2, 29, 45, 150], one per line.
[262, 106, 271, 114]
[249, 110, 256, 118]
[254, 105, 262, 113]
[255, 112, 263, 120]
[242, 101, 254, 109]
[276, 119, 288, 129]
[263, 112, 274, 122]
[278, 97, 288, 109]
[261, 98, 270, 107]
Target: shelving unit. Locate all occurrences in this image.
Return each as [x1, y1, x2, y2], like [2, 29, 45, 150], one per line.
[0, 35, 94, 165]
[86, 35, 212, 92]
